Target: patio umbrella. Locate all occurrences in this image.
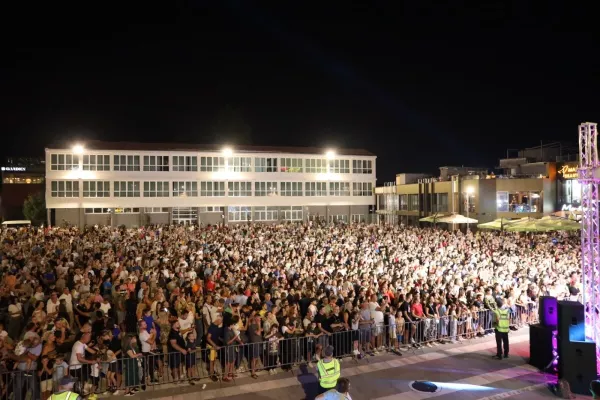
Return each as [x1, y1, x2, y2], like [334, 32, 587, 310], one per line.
[419, 213, 449, 223]
[504, 217, 555, 232]
[436, 214, 479, 224]
[538, 216, 581, 231]
[476, 218, 515, 231]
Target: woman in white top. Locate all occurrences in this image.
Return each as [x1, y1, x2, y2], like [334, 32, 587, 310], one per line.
[7, 297, 22, 340]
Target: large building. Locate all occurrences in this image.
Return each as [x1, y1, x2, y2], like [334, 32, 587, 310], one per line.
[375, 142, 579, 225]
[45, 141, 376, 227]
[0, 157, 45, 221]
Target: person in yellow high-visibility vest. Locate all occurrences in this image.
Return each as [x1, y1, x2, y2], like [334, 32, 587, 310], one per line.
[317, 346, 341, 395]
[493, 298, 510, 360]
[50, 377, 82, 400]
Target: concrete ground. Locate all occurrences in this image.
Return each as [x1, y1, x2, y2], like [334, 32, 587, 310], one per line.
[120, 329, 593, 400]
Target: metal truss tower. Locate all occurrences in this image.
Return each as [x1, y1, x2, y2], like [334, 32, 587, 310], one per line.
[578, 122, 600, 371]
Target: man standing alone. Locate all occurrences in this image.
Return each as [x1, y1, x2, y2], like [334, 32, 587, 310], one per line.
[493, 298, 510, 359]
[317, 346, 340, 395]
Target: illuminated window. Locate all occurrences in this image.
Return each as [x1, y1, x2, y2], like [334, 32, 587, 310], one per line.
[228, 157, 252, 172]
[352, 214, 365, 223]
[280, 182, 303, 196]
[200, 181, 225, 197]
[254, 206, 278, 221]
[114, 207, 140, 214]
[305, 182, 327, 196]
[114, 181, 140, 197]
[113, 155, 140, 171]
[352, 182, 373, 196]
[281, 206, 303, 221]
[227, 182, 252, 196]
[352, 160, 373, 174]
[84, 208, 110, 214]
[50, 154, 79, 171]
[83, 155, 110, 171]
[143, 181, 169, 197]
[255, 182, 278, 196]
[228, 206, 252, 222]
[143, 156, 169, 172]
[305, 159, 327, 173]
[329, 182, 350, 196]
[280, 158, 303, 173]
[51, 181, 79, 197]
[172, 156, 197, 172]
[329, 214, 348, 223]
[83, 181, 110, 197]
[200, 157, 225, 172]
[255, 157, 278, 172]
[328, 159, 350, 174]
[172, 181, 198, 197]
[144, 207, 169, 213]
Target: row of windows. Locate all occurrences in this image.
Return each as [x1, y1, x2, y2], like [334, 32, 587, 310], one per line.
[50, 181, 373, 197]
[50, 154, 373, 174]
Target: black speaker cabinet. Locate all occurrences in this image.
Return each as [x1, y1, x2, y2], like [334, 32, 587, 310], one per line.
[539, 296, 558, 327]
[557, 301, 585, 344]
[558, 340, 598, 395]
[529, 324, 555, 370]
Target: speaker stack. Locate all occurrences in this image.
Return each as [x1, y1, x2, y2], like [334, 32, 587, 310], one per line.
[556, 300, 597, 395]
[529, 296, 557, 371]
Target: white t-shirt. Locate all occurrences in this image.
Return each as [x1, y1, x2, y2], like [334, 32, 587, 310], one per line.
[373, 311, 384, 327]
[100, 302, 112, 314]
[59, 293, 73, 312]
[139, 330, 152, 353]
[46, 300, 60, 315]
[69, 341, 87, 370]
[179, 313, 194, 333]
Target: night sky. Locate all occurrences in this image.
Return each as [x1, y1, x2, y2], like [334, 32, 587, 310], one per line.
[1, 2, 598, 181]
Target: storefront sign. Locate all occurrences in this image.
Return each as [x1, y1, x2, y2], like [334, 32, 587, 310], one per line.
[1, 167, 26, 171]
[558, 164, 578, 180]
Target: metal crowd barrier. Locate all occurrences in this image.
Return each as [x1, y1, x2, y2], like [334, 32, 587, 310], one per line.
[2, 306, 539, 397]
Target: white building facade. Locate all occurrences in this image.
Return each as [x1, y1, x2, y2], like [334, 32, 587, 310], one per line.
[45, 142, 376, 227]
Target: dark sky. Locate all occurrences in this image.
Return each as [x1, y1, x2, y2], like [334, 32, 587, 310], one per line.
[1, 2, 598, 181]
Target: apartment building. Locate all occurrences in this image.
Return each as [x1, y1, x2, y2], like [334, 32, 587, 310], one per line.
[45, 141, 376, 227]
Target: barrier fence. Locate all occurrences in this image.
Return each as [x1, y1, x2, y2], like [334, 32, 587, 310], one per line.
[1, 305, 538, 399]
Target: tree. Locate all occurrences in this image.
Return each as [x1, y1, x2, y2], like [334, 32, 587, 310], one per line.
[23, 192, 46, 225]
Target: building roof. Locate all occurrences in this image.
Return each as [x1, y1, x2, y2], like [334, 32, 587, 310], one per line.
[46, 140, 376, 157]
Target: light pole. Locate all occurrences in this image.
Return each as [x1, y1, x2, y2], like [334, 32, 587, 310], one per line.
[466, 186, 474, 231]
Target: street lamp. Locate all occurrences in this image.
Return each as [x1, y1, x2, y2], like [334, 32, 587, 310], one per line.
[222, 147, 233, 157]
[466, 187, 474, 231]
[72, 144, 84, 154]
[325, 150, 335, 160]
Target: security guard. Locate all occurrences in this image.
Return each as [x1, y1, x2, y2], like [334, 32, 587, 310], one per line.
[317, 345, 341, 395]
[493, 298, 510, 359]
[50, 377, 82, 400]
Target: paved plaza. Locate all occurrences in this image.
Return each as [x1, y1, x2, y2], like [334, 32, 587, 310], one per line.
[132, 329, 591, 400]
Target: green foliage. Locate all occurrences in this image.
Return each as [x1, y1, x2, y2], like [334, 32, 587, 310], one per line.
[22, 192, 46, 225]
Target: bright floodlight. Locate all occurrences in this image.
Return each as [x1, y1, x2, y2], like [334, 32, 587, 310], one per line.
[466, 186, 474, 194]
[326, 150, 335, 159]
[72, 144, 84, 154]
[222, 147, 233, 157]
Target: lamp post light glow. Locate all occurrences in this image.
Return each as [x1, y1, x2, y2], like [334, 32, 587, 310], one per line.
[326, 150, 335, 159]
[222, 147, 233, 157]
[73, 144, 84, 154]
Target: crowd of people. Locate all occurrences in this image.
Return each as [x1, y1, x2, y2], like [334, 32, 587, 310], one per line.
[0, 222, 582, 398]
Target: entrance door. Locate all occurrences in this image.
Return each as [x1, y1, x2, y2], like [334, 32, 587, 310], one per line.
[172, 207, 198, 225]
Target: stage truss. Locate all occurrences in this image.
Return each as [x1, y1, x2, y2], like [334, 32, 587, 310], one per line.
[578, 122, 600, 371]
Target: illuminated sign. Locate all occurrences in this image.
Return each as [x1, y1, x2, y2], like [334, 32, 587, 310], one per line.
[558, 164, 578, 180]
[1, 167, 26, 171]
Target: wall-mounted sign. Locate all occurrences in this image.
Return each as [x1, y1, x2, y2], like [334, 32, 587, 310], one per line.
[1, 167, 26, 171]
[558, 164, 578, 180]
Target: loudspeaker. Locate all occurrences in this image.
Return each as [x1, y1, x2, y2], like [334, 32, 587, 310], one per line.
[557, 301, 585, 344]
[539, 296, 558, 327]
[558, 340, 598, 395]
[529, 324, 555, 370]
